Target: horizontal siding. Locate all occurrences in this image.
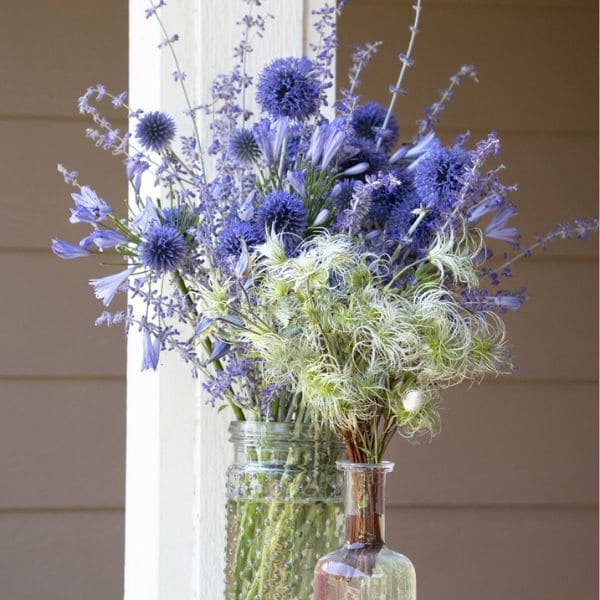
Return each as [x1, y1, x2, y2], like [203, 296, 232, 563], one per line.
[386, 507, 598, 600]
[0, 1, 127, 117]
[0, 510, 123, 600]
[0, 119, 128, 252]
[0, 254, 126, 378]
[337, 3, 598, 134]
[386, 382, 598, 507]
[0, 380, 125, 510]
[0, 1, 127, 597]
[1, 381, 594, 511]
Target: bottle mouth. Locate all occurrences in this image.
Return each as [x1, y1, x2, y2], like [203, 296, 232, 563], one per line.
[336, 460, 395, 473]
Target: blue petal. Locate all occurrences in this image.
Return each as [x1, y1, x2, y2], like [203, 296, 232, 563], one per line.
[141, 328, 161, 371]
[207, 340, 231, 363]
[51, 239, 91, 259]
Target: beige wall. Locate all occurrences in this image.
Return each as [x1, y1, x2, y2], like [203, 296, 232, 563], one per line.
[338, 1, 598, 598]
[0, 1, 597, 599]
[0, 2, 127, 599]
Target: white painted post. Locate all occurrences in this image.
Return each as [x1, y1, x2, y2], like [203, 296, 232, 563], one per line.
[125, 2, 335, 599]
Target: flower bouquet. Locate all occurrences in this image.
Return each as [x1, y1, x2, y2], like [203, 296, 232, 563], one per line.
[52, 0, 597, 598]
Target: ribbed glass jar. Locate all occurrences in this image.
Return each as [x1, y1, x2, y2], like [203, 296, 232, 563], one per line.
[313, 462, 416, 600]
[225, 421, 344, 600]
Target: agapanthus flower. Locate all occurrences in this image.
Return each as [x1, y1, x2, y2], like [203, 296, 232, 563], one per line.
[413, 145, 471, 208]
[69, 186, 111, 224]
[131, 197, 159, 232]
[135, 111, 176, 152]
[253, 117, 289, 165]
[256, 191, 308, 251]
[139, 223, 186, 273]
[51, 239, 92, 259]
[351, 101, 399, 152]
[229, 128, 261, 164]
[141, 327, 161, 371]
[484, 203, 520, 244]
[80, 230, 129, 251]
[217, 220, 264, 262]
[256, 57, 322, 121]
[89, 267, 135, 306]
[307, 118, 346, 169]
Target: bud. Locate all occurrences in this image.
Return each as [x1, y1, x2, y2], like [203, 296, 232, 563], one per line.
[313, 209, 330, 227]
[402, 389, 427, 412]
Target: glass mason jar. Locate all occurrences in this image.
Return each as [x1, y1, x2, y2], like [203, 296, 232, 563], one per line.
[225, 421, 345, 600]
[313, 462, 416, 600]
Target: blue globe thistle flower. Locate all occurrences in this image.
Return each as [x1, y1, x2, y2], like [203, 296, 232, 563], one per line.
[217, 220, 264, 261]
[339, 137, 388, 179]
[256, 191, 308, 251]
[256, 57, 321, 121]
[351, 102, 399, 153]
[385, 199, 438, 257]
[413, 145, 471, 208]
[229, 128, 261, 164]
[366, 169, 416, 226]
[139, 223, 186, 274]
[135, 111, 176, 152]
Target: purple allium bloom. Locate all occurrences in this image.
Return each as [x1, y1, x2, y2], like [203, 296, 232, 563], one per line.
[229, 128, 261, 164]
[139, 223, 186, 274]
[70, 186, 111, 224]
[484, 203, 520, 244]
[141, 328, 161, 371]
[80, 230, 129, 251]
[351, 102, 399, 153]
[413, 145, 471, 208]
[256, 57, 322, 121]
[135, 111, 176, 152]
[89, 267, 135, 307]
[51, 239, 92, 259]
[217, 220, 264, 261]
[256, 191, 308, 248]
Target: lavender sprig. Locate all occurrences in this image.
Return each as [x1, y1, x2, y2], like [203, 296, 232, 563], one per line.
[376, 0, 423, 151]
[414, 64, 479, 142]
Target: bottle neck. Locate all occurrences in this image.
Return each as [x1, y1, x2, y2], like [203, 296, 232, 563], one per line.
[341, 463, 392, 546]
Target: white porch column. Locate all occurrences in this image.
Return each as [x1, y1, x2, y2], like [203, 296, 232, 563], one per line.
[125, 2, 335, 599]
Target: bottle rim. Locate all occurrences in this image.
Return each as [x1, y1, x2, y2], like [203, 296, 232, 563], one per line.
[336, 460, 395, 472]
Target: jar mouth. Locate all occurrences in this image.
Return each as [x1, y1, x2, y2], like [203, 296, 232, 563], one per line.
[228, 420, 345, 448]
[336, 460, 395, 473]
